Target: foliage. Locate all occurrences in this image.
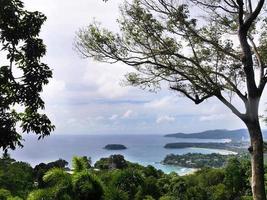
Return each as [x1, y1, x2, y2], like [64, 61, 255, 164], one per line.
[28, 168, 72, 200]
[224, 158, 249, 198]
[43, 168, 72, 195]
[0, 0, 55, 151]
[75, 0, 267, 115]
[0, 189, 11, 200]
[112, 169, 144, 199]
[0, 188, 25, 200]
[104, 186, 129, 200]
[72, 171, 104, 200]
[142, 177, 161, 199]
[94, 154, 128, 170]
[159, 196, 175, 200]
[27, 188, 55, 200]
[0, 155, 34, 198]
[163, 153, 231, 168]
[0, 154, 259, 200]
[29, 165, 103, 200]
[33, 159, 68, 188]
[209, 184, 230, 200]
[72, 156, 91, 173]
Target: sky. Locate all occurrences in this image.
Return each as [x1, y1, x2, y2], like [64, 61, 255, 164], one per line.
[19, 0, 267, 135]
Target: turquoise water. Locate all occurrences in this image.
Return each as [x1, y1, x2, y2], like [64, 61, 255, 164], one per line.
[10, 134, 235, 175]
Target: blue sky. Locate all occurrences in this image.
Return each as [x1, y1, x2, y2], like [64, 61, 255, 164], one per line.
[21, 0, 267, 135]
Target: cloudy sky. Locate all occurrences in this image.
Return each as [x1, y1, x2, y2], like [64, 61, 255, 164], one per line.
[21, 0, 267, 135]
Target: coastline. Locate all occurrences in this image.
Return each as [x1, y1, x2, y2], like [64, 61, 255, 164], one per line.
[9, 134, 241, 175]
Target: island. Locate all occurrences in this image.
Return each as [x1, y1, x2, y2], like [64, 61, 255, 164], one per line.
[104, 144, 127, 150]
[162, 153, 232, 168]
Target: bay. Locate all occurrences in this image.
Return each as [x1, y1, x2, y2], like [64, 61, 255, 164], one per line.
[10, 134, 234, 175]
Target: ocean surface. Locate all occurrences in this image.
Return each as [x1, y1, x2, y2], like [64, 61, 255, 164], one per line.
[10, 134, 234, 175]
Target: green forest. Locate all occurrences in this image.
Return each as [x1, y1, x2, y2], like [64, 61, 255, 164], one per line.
[0, 154, 258, 200]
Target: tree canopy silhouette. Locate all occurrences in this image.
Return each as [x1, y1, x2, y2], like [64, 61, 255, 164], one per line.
[0, 0, 54, 151]
[75, 0, 267, 199]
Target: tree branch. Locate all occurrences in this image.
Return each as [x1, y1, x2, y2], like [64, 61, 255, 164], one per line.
[216, 93, 246, 120]
[243, 0, 265, 31]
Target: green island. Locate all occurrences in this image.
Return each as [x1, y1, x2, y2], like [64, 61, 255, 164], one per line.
[162, 153, 235, 168]
[104, 144, 127, 150]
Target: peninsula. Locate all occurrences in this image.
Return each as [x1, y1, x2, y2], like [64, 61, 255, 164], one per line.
[163, 142, 246, 153]
[162, 153, 232, 168]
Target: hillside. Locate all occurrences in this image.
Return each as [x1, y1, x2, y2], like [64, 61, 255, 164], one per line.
[164, 129, 267, 141]
[163, 142, 240, 152]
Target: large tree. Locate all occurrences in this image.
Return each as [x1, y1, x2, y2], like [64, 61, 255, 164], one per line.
[0, 0, 54, 151]
[76, 0, 267, 199]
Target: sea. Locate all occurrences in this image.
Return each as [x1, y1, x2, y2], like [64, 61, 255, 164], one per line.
[9, 134, 234, 175]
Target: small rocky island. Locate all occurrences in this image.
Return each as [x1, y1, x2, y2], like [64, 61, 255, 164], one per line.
[104, 144, 127, 150]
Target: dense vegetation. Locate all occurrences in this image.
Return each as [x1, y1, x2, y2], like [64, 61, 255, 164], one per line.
[0, 153, 261, 200]
[164, 142, 247, 153]
[163, 153, 234, 168]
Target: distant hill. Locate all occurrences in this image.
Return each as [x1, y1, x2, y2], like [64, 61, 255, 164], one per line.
[165, 129, 267, 142]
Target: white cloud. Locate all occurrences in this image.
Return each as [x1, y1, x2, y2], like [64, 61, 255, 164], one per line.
[41, 79, 66, 102]
[109, 114, 119, 120]
[67, 118, 77, 124]
[95, 116, 104, 121]
[122, 110, 134, 119]
[82, 61, 134, 99]
[199, 114, 227, 122]
[156, 115, 175, 124]
[145, 96, 177, 109]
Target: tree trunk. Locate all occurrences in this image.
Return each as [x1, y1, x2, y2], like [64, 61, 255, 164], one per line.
[246, 120, 266, 200]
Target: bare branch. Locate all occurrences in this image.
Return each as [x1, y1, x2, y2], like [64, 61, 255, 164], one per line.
[243, 0, 265, 31]
[216, 93, 246, 120]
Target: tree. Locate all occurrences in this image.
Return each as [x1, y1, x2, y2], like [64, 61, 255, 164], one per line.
[28, 168, 73, 200]
[142, 177, 161, 199]
[209, 184, 230, 200]
[0, 156, 34, 199]
[94, 154, 127, 170]
[72, 156, 91, 173]
[112, 169, 144, 199]
[75, 0, 267, 199]
[109, 154, 128, 169]
[33, 159, 68, 188]
[0, 0, 54, 151]
[104, 186, 129, 200]
[0, 189, 11, 200]
[72, 171, 104, 200]
[224, 158, 246, 198]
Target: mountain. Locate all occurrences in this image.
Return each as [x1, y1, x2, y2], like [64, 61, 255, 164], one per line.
[165, 129, 267, 142]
